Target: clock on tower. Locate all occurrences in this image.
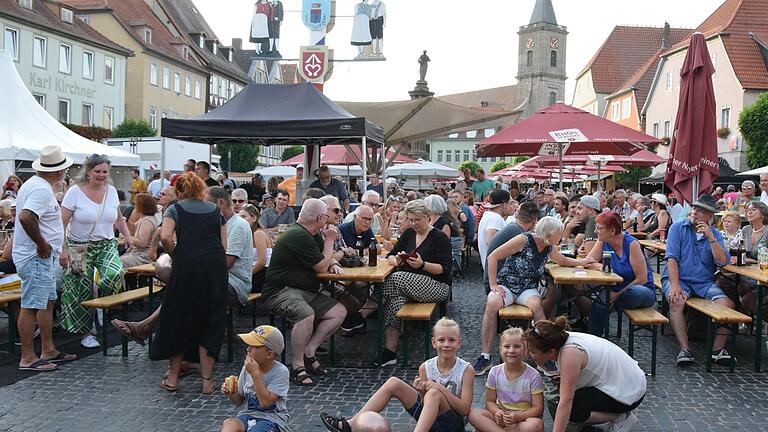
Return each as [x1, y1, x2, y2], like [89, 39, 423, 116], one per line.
[526, 38, 535, 49]
[550, 37, 559, 48]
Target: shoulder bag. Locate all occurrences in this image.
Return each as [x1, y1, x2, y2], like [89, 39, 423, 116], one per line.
[68, 188, 107, 274]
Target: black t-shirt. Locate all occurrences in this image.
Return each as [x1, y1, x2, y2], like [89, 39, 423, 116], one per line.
[433, 215, 459, 238]
[338, 221, 374, 250]
[204, 177, 219, 187]
[262, 223, 325, 298]
[387, 227, 452, 285]
[242, 184, 267, 202]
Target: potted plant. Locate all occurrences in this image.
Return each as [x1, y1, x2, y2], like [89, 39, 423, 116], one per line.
[717, 127, 731, 139]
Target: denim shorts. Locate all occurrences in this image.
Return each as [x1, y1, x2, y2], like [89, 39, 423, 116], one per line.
[235, 415, 279, 432]
[406, 394, 465, 432]
[18, 254, 58, 310]
[662, 278, 727, 301]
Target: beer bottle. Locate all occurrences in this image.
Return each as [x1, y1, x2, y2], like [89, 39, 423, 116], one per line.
[368, 237, 378, 267]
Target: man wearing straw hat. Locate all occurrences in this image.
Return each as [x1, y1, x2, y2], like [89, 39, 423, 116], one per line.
[14, 146, 77, 371]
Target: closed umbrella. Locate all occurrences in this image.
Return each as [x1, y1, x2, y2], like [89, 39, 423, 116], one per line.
[664, 32, 719, 204]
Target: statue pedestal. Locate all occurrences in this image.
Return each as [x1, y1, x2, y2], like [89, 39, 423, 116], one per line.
[409, 81, 434, 99]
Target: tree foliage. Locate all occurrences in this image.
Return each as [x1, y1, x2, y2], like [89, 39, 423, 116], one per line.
[740, 92, 768, 169]
[614, 166, 652, 189]
[63, 123, 112, 141]
[111, 119, 156, 138]
[281, 145, 304, 162]
[489, 160, 510, 173]
[458, 160, 481, 175]
[511, 156, 529, 164]
[217, 144, 260, 173]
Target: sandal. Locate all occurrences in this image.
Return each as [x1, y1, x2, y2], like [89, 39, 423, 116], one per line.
[290, 367, 315, 386]
[18, 358, 58, 372]
[110, 319, 146, 346]
[159, 378, 178, 392]
[201, 376, 215, 395]
[304, 355, 328, 375]
[162, 366, 198, 380]
[320, 412, 351, 432]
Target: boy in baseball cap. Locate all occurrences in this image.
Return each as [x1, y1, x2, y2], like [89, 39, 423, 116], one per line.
[221, 325, 292, 432]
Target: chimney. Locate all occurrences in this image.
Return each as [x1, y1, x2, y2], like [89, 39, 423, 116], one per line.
[232, 38, 242, 50]
[661, 21, 671, 49]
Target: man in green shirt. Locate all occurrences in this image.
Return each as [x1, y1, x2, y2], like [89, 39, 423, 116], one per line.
[262, 198, 346, 385]
[471, 168, 495, 201]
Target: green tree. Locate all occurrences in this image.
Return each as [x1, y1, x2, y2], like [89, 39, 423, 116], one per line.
[458, 160, 481, 175]
[281, 145, 304, 162]
[511, 156, 529, 164]
[217, 144, 260, 173]
[489, 160, 510, 173]
[614, 166, 652, 189]
[111, 119, 156, 138]
[740, 92, 768, 169]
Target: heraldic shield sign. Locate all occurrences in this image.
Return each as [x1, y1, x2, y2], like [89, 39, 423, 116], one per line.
[302, 0, 331, 31]
[299, 45, 329, 83]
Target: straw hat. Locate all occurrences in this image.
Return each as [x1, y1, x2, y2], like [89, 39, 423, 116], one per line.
[31, 146, 73, 172]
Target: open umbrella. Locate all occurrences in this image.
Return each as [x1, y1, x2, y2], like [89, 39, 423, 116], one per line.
[664, 32, 719, 204]
[476, 103, 661, 190]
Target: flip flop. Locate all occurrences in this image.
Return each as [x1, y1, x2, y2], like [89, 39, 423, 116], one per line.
[111, 319, 146, 346]
[201, 377, 215, 395]
[42, 352, 78, 363]
[18, 358, 58, 372]
[159, 378, 178, 392]
[162, 366, 198, 380]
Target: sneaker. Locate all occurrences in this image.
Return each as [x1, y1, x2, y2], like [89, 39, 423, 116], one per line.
[340, 313, 365, 332]
[374, 349, 397, 367]
[711, 348, 733, 366]
[608, 412, 638, 432]
[473, 355, 493, 376]
[81, 334, 100, 349]
[675, 348, 694, 365]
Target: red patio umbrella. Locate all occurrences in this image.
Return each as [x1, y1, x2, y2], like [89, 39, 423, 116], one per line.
[519, 150, 665, 168]
[281, 146, 415, 167]
[664, 32, 719, 205]
[476, 103, 661, 190]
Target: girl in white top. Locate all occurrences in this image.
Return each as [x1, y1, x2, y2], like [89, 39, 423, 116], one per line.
[525, 317, 646, 432]
[320, 318, 474, 432]
[60, 155, 133, 349]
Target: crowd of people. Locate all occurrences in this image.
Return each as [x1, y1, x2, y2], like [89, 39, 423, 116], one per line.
[8, 149, 768, 432]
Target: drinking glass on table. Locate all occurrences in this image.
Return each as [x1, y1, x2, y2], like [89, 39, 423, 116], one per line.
[277, 224, 288, 234]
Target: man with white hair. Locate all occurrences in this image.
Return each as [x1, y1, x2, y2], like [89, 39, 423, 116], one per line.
[760, 173, 768, 205]
[344, 190, 381, 233]
[593, 190, 608, 213]
[262, 198, 346, 385]
[624, 193, 645, 230]
[613, 189, 631, 220]
[147, 170, 170, 199]
[231, 188, 248, 213]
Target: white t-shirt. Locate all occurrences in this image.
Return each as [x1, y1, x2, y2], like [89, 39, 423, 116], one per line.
[13, 176, 64, 264]
[147, 178, 170, 198]
[478, 210, 506, 270]
[62, 185, 119, 242]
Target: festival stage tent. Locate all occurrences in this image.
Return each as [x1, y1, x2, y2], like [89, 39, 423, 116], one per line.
[0, 50, 139, 182]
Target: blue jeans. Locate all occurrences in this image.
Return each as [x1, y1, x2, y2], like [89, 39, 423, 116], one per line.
[588, 284, 656, 335]
[406, 394, 465, 432]
[17, 254, 58, 310]
[235, 415, 279, 432]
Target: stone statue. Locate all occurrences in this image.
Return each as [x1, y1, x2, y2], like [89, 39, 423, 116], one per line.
[268, 0, 284, 57]
[369, 0, 386, 57]
[351, 0, 372, 58]
[418, 50, 430, 82]
[250, 0, 270, 53]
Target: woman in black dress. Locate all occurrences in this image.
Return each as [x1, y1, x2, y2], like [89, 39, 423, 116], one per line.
[151, 173, 227, 394]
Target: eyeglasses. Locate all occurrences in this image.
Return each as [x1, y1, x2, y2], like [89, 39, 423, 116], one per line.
[232, 199, 246, 203]
[359, 216, 373, 222]
[328, 208, 341, 214]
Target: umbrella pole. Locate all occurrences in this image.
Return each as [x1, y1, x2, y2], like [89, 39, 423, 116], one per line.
[598, 161, 602, 191]
[558, 142, 564, 192]
[361, 137, 368, 191]
[160, 137, 165, 182]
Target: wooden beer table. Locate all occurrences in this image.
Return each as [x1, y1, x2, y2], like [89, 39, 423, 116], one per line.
[638, 239, 666, 272]
[722, 264, 766, 371]
[546, 264, 624, 337]
[318, 257, 395, 367]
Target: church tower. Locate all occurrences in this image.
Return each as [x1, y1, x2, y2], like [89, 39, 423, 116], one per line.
[517, 0, 568, 119]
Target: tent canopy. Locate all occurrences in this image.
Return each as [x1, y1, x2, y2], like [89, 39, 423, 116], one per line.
[161, 83, 384, 146]
[0, 51, 139, 167]
[281, 145, 415, 167]
[385, 159, 459, 178]
[249, 164, 363, 178]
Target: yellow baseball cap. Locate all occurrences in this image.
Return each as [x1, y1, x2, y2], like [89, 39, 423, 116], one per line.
[238, 325, 284, 355]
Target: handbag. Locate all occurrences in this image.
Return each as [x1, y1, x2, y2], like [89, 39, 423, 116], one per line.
[68, 189, 107, 274]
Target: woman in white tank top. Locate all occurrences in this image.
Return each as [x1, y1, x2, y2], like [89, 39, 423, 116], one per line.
[524, 317, 646, 432]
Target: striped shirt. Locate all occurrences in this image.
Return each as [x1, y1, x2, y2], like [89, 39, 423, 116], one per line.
[486, 363, 543, 411]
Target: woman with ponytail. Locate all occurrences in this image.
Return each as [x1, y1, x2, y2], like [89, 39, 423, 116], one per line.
[524, 317, 646, 432]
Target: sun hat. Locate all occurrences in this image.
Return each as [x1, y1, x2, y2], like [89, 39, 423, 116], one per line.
[296, 163, 304, 169]
[579, 195, 600, 211]
[31, 146, 73, 172]
[692, 194, 717, 213]
[650, 193, 668, 207]
[238, 325, 284, 355]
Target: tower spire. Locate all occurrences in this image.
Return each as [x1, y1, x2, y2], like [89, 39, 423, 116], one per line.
[529, 0, 558, 25]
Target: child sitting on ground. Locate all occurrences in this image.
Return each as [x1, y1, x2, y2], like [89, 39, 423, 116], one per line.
[469, 327, 544, 432]
[220, 325, 291, 432]
[320, 317, 474, 432]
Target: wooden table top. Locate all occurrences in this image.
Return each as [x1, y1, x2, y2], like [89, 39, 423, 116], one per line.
[546, 263, 623, 285]
[638, 239, 666, 252]
[627, 231, 647, 238]
[723, 264, 768, 284]
[124, 263, 156, 276]
[318, 258, 395, 283]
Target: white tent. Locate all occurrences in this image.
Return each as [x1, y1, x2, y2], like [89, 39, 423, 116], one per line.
[385, 159, 459, 178]
[737, 166, 768, 176]
[249, 164, 363, 179]
[0, 50, 139, 181]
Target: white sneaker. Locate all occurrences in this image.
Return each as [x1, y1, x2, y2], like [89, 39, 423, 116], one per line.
[81, 334, 100, 349]
[609, 412, 638, 432]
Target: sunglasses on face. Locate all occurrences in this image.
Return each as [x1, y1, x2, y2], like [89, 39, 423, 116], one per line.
[328, 208, 341, 214]
[232, 199, 246, 203]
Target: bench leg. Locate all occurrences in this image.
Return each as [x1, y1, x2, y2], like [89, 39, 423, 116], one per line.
[730, 324, 737, 373]
[660, 298, 668, 336]
[121, 308, 129, 358]
[424, 319, 431, 363]
[755, 284, 763, 372]
[705, 319, 714, 373]
[7, 303, 16, 355]
[628, 324, 635, 358]
[402, 323, 409, 369]
[280, 317, 287, 365]
[651, 325, 658, 376]
[330, 334, 335, 367]
[616, 313, 623, 339]
[252, 301, 257, 329]
[227, 307, 234, 363]
[102, 309, 110, 357]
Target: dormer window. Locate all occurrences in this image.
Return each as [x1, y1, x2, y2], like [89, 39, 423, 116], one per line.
[144, 28, 152, 44]
[182, 46, 189, 60]
[212, 41, 218, 55]
[228, 50, 233, 62]
[61, 7, 74, 23]
[19, 0, 32, 9]
[198, 35, 205, 49]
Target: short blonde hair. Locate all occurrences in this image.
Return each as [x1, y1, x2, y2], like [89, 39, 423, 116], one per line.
[432, 317, 460, 336]
[404, 199, 430, 218]
[500, 327, 524, 342]
[721, 211, 741, 225]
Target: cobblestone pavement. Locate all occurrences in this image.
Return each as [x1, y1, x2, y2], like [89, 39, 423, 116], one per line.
[1, 259, 767, 432]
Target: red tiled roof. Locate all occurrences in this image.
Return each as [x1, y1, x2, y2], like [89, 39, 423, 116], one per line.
[62, 0, 203, 71]
[0, 0, 131, 55]
[280, 64, 298, 84]
[610, 49, 663, 112]
[580, 26, 692, 94]
[670, 0, 768, 89]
